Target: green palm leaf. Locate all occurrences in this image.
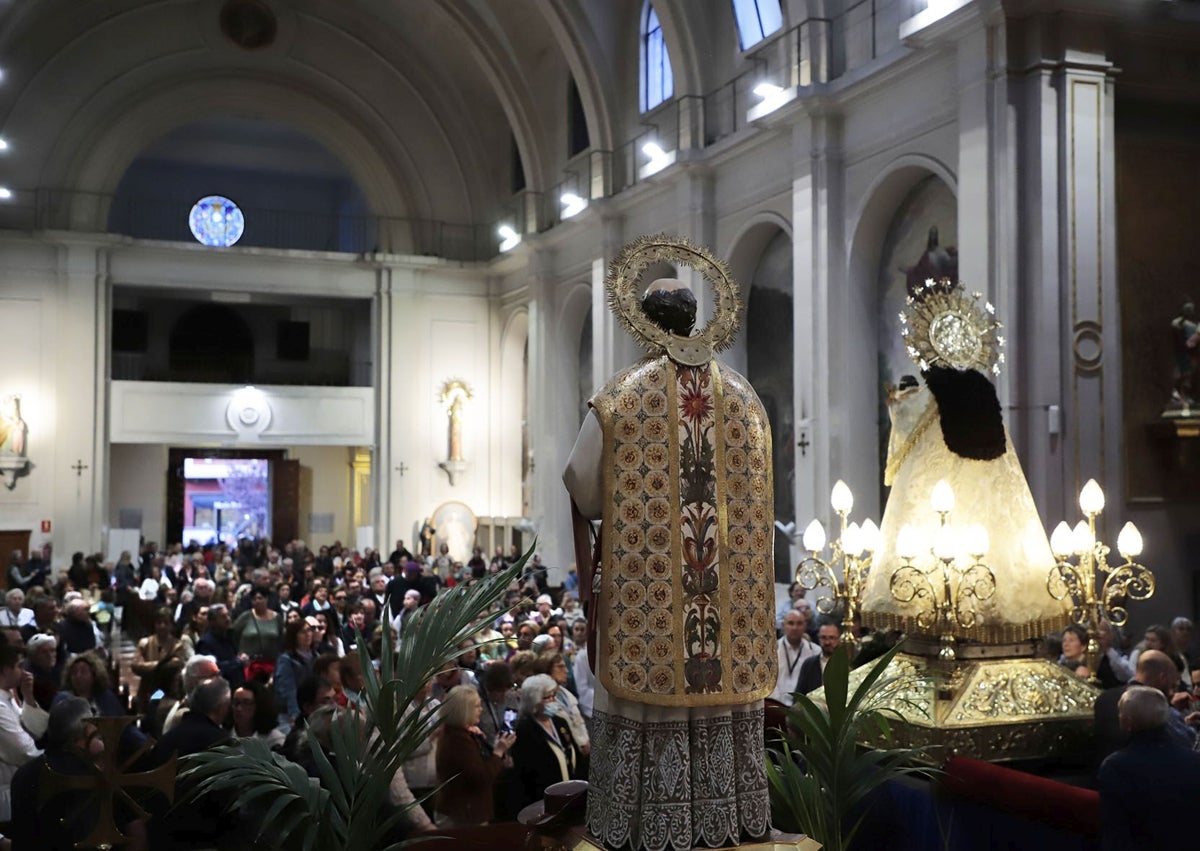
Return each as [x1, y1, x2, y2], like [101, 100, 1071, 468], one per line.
[180, 550, 533, 850]
[766, 641, 936, 851]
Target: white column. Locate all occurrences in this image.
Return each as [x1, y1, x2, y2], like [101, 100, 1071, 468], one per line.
[371, 266, 393, 552]
[54, 242, 107, 560]
[793, 110, 847, 532]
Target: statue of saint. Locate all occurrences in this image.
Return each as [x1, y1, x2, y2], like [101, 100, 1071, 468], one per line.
[564, 236, 775, 851]
[1167, 300, 1199, 415]
[862, 280, 1068, 642]
[0, 395, 27, 457]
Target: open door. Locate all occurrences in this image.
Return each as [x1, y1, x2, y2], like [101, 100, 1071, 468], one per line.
[272, 458, 300, 546]
[0, 530, 31, 589]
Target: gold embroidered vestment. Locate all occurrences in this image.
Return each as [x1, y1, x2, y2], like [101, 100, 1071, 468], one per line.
[591, 355, 776, 707]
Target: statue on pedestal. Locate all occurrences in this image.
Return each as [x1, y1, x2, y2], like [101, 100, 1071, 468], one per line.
[1165, 300, 1199, 416]
[564, 235, 777, 851]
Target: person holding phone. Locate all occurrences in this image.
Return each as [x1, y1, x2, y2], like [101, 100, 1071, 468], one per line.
[476, 661, 518, 749]
[434, 684, 516, 827]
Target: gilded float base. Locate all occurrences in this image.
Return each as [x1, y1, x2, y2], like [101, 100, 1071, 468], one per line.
[568, 831, 819, 851]
[812, 653, 1099, 763]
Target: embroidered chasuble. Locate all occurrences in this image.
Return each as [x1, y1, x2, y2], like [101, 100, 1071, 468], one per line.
[565, 236, 776, 851]
[590, 356, 776, 706]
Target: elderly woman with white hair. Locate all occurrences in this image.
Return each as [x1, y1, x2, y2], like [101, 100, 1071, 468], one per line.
[509, 673, 582, 815]
[0, 588, 33, 629]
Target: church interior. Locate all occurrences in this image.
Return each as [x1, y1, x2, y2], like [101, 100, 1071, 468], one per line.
[2, 1, 1200, 849]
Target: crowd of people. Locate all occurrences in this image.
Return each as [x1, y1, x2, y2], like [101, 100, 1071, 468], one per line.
[2, 543, 1198, 848]
[0, 538, 592, 849]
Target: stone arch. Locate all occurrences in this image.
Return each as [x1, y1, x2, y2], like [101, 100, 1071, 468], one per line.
[41, 74, 422, 243]
[498, 309, 530, 517]
[538, 1, 617, 153]
[727, 216, 795, 581]
[557, 282, 594, 426]
[168, 304, 255, 383]
[846, 154, 958, 507]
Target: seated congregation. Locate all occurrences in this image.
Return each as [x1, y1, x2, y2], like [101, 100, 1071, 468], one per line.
[0, 540, 1198, 850]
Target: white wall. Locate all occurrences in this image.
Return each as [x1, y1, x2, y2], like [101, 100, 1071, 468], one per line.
[108, 444, 169, 546]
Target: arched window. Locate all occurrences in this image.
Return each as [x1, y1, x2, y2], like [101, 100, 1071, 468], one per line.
[731, 0, 783, 50]
[640, 2, 673, 113]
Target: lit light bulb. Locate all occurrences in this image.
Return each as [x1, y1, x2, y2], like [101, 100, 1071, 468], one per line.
[1079, 479, 1105, 516]
[1117, 522, 1143, 559]
[933, 525, 958, 561]
[1050, 522, 1074, 558]
[896, 525, 921, 561]
[859, 518, 880, 553]
[0, 187, 11, 200]
[930, 480, 955, 513]
[0, 138, 8, 152]
[830, 480, 854, 514]
[802, 519, 826, 553]
[1071, 520, 1094, 556]
[967, 524, 989, 559]
[842, 522, 863, 557]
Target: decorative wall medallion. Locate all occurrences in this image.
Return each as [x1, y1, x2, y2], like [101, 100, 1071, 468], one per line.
[1072, 320, 1103, 373]
[225, 387, 272, 439]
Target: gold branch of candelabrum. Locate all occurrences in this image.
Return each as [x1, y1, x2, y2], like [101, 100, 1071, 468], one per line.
[887, 480, 996, 661]
[796, 480, 878, 647]
[1046, 479, 1155, 685]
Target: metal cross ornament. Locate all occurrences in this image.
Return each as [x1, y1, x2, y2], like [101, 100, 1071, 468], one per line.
[43, 715, 176, 849]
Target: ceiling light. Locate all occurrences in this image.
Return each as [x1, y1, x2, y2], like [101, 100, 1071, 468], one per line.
[560, 192, 587, 219]
[497, 224, 521, 252]
[753, 82, 784, 101]
[0, 138, 9, 152]
[0, 187, 12, 200]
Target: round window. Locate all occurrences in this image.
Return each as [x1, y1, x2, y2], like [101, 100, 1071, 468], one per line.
[188, 195, 245, 247]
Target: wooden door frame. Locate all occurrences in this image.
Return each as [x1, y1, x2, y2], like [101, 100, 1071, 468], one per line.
[165, 448, 287, 547]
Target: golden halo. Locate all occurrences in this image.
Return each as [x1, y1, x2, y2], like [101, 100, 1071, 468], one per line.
[605, 234, 741, 366]
[900, 278, 1005, 376]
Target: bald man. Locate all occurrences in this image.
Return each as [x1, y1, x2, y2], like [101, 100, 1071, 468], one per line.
[1098, 686, 1200, 851]
[1094, 648, 1196, 766]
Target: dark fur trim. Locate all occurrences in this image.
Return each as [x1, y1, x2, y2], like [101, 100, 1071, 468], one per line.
[922, 366, 1006, 460]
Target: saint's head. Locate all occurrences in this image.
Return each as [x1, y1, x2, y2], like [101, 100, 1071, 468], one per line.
[641, 277, 696, 337]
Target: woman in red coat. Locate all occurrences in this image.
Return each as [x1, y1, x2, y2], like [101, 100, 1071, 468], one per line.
[434, 683, 516, 826]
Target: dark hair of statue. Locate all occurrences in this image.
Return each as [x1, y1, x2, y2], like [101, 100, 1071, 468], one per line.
[641, 288, 697, 336]
[921, 365, 1006, 461]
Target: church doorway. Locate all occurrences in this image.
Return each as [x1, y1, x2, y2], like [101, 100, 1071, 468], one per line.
[164, 448, 294, 547]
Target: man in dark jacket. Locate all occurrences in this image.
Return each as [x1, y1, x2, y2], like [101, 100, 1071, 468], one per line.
[193, 604, 244, 689]
[1098, 685, 1200, 851]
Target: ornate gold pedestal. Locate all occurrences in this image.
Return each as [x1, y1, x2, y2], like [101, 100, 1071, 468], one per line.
[813, 643, 1100, 763]
[568, 831, 819, 851]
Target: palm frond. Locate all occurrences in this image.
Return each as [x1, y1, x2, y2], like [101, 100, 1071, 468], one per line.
[767, 641, 937, 851]
[182, 548, 536, 851]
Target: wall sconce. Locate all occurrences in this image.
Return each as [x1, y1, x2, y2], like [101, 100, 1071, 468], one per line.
[437, 378, 472, 485]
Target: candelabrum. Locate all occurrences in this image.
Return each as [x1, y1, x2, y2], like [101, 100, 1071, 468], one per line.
[888, 480, 996, 661]
[1047, 479, 1155, 684]
[796, 480, 879, 646]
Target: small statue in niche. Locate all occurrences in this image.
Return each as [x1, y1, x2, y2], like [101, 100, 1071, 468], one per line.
[1165, 300, 1200, 417]
[0, 394, 31, 490]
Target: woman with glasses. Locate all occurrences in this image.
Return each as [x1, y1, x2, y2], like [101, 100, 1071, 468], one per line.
[509, 673, 582, 815]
